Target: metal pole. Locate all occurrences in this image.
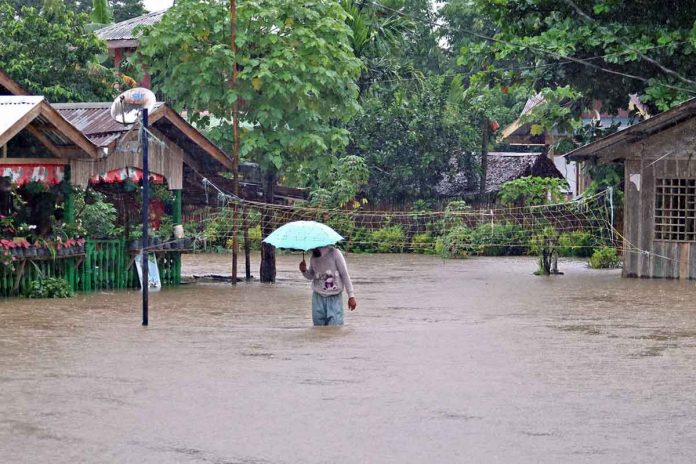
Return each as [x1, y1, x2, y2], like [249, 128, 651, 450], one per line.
[230, 0, 240, 284]
[141, 108, 149, 326]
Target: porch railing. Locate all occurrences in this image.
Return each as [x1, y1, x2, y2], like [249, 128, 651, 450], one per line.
[0, 239, 182, 297]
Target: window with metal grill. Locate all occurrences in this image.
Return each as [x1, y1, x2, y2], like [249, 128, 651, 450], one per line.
[655, 178, 696, 241]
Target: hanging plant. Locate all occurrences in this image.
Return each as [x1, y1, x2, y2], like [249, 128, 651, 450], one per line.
[24, 181, 51, 195]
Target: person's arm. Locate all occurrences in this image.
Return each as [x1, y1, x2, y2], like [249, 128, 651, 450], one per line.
[299, 258, 314, 280]
[335, 249, 357, 310]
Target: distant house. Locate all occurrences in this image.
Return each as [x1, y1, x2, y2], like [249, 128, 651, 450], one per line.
[565, 97, 696, 279]
[437, 151, 564, 202]
[500, 94, 648, 197]
[96, 9, 168, 88]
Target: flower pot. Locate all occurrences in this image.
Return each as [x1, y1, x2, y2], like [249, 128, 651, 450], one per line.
[25, 247, 37, 258]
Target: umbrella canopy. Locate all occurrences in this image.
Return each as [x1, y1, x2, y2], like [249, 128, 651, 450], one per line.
[263, 221, 343, 251]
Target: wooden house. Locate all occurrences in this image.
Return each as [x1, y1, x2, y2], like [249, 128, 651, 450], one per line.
[96, 9, 168, 88]
[0, 68, 235, 295]
[565, 97, 696, 279]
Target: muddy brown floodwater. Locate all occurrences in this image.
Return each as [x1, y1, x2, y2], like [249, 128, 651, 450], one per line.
[2, 253, 696, 463]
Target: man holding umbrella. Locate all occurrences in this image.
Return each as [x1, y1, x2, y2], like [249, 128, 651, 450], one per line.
[300, 246, 357, 326]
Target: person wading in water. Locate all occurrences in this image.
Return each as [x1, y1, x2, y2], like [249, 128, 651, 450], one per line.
[299, 246, 357, 326]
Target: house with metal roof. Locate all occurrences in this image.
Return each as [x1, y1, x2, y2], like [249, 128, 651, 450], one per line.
[96, 9, 168, 88]
[0, 68, 236, 295]
[565, 97, 696, 279]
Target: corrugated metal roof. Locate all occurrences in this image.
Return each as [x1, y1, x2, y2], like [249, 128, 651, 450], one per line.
[0, 96, 43, 135]
[52, 102, 165, 146]
[96, 9, 167, 41]
[565, 97, 696, 162]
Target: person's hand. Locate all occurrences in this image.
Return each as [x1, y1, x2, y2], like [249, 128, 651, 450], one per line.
[348, 297, 357, 311]
[299, 259, 307, 273]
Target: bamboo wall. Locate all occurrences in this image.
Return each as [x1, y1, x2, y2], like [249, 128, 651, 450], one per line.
[71, 128, 184, 189]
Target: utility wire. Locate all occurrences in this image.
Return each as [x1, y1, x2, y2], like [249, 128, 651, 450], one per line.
[563, 0, 696, 87]
[364, 0, 696, 95]
[360, 42, 690, 85]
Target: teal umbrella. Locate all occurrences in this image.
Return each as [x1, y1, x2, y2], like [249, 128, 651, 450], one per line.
[263, 220, 343, 251]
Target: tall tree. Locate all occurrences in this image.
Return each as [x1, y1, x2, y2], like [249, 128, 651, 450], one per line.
[341, 0, 422, 97]
[458, 0, 696, 113]
[110, 0, 145, 23]
[346, 77, 480, 204]
[137, 0, 361, 281]
[0, 1, 116, 101]
[5, 0, 91, 14]
[91, 0, 112, 25]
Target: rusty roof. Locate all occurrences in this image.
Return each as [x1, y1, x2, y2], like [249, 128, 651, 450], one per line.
[52, 102, 233, 172]
[52, 102, 165, 147]
[96, 9, 167, 42]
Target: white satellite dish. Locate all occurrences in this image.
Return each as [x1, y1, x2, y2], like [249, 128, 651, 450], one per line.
[110, 87, 157, 125]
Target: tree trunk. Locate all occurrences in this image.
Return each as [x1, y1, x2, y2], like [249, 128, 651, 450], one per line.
[479, 116, 489, 202]
[260, 168, 276, 283]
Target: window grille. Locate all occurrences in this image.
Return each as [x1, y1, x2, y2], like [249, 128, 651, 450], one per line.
[654, 178, 696, 241]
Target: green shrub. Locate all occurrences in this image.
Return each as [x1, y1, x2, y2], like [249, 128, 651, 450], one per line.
[80, 195, 121, 239]
[324, 214, 356, 240]
[470, 223, 529, 256]
[442, 200, 471, 229]
[438, 226, 473, 258]
[371, 225, 405, 253]
[226, 224, 263, 250]
[589, 246, 621, 269]
[528, 226, 559, 256]
[558, 231, 596, 257]
[411, 232, 436, 254]
[27, 277, 72, 298]
[344, 226, 376, 253]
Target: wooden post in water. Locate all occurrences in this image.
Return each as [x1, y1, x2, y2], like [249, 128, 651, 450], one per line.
[244, 209, 251, 280]
[230, 0, 241, 284]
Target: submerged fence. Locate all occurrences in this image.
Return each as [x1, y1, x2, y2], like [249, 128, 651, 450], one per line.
[0, 239, 182, 297]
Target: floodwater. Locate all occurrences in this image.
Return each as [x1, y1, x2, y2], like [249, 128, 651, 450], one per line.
[2, 253, 696, 463]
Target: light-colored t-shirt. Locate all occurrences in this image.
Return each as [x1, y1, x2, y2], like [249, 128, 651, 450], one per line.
[302, 247, 355, 298]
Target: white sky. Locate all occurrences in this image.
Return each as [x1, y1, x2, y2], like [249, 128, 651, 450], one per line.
[144, 0, 174, 12]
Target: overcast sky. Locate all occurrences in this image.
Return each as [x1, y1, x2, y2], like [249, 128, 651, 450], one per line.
[144, 0, 174, 12]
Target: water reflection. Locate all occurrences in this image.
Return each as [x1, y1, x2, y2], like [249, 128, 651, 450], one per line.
[1, 254, 696, 462]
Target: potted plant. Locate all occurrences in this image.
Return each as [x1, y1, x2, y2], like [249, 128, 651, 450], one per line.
[127, 225, 143, 251]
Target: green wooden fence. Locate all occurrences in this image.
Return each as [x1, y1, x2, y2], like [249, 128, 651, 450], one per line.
[0, 239, 182, 297]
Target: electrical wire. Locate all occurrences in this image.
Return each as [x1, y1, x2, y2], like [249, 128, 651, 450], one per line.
[363, 0, 696, 95]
